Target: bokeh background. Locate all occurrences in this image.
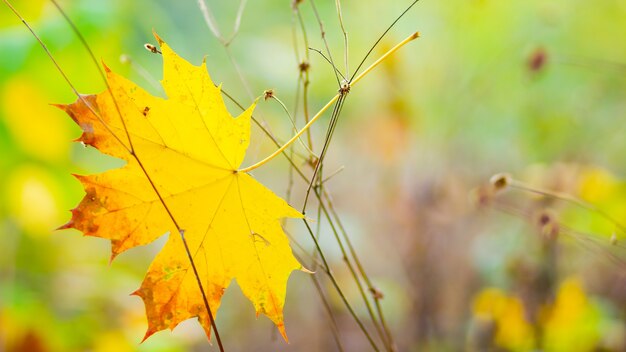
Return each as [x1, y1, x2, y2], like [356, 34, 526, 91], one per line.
[1, 0, 626, 351]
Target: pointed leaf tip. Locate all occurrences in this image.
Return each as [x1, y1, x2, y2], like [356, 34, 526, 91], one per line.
[56, 220, 74, 231]
[50, 103, 67, 111]
[278, 324, 289, 343]
[109, 251, 119, 264]
[141, 329, 156, 343]
[152, 30, 163, 45]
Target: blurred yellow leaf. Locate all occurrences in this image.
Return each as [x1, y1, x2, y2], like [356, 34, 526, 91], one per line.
[472, 288, 535, 351]
[541, 278, 602, 352]
[578, 167, 618, 203]
[4, 164, 62, 235]
[93, 331, 134, 352]
[1, 77, 69, 162]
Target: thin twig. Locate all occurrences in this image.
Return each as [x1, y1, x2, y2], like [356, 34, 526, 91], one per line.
[238, 31, 419, 174]
[350, 0, 420, 82]
[509, 180, 626, 235]
[322, 188, 396, 349]
[295, 7, 315, 151]
[270, 95, 318, 157]
[309, 0, 342, 86]
[303, 220, 381, 352]
[197, 0, 254, 99]
[335, 0, 349, 78]
[309, 47, 347, 80]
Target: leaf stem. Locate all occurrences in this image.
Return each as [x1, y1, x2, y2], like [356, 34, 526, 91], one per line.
[238, 31, 419, 173]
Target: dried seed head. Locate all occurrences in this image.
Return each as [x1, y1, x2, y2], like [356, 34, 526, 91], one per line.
[611, 232, 618, 246]
[263, 89, 275, 101]
[144, 43, 161, 54]
[489, 173, 512, 192]
[369, 287, 384, 300]
[291, 0, 304, 10]
[536, 210, 559, 240]
[298, 60, 310, 73]
[339, 79, 351, 94]
[307, 156, 319, 169]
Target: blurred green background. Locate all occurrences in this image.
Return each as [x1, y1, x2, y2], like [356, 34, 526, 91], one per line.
[1, 0, 626, 351]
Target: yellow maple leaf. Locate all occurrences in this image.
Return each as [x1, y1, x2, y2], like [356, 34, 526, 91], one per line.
[58, 34, 304, 341]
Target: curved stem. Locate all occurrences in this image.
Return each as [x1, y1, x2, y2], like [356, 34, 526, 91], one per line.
[270, 95, 318, 157]
[238, 31, 419, 173]
[335, 0, 349, 77]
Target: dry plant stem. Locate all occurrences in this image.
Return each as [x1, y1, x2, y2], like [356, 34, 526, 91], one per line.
[291, 9, 301, 64]
[350, 0, 421, 82]
[310, 272, 346, 352]
[225, 91, 380, 351]
[309, 0, 342, 86]
[311, 199, 347, 351]
[225, 0, 247, 45]
[322, 187, 395, 348]
[221, 90, 310, 162]
[198, 0, 254, 99]
[335, 0, 349, 77]
[309, 47, 347, 79]
[303, 220, 382, 352]
[315, 187, 392, 351]
[302, 95, 345, 212]
[224, 88, 379, 349]
[238, 31, 419, 173]
[121, 54, 162, 92]
[224, 46, 254, 99]
[19, 1, 226, 349]
[296, 8, 315, 151]
[285, 146, 296, 213]
[288, 242, 346, 351]
[509, 180, 626, 236]
[270, 95, 317, 157]
[321, 166, 345, 184]
[289, 10, 345, 348]
[197, 0, 223, 39]
[493, 200, 626, 268]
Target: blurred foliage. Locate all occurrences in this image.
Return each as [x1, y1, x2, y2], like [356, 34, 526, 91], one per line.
[1, 0, 625, 351]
